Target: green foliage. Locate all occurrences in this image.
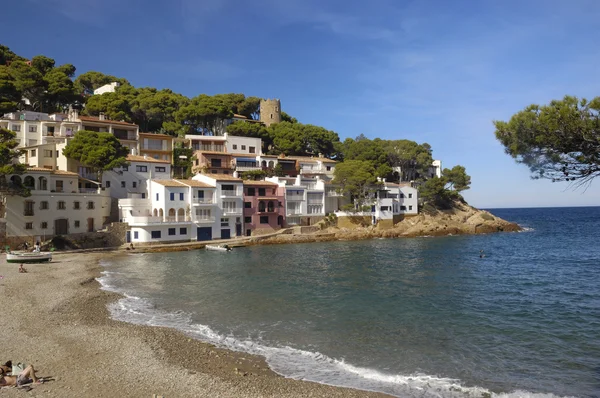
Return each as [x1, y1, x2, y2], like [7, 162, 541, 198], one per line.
[43, 65, 79, 111]
[281, 111, 298, 123]
[131, 88, 189, 133]
[442, 165, 471, 191]
[74, 71, 129, 94]
[418, 177, 460, 209]
[0, 66, 19, 113]
[383, 140, 433, 182]
[8, 60, 45, 107]
[31, 55, 56, 76]
[84, 91, 133, 122]
[226, 120, 270, 149]
[237, 96, 261, 120]
[62, 131, 129, 181]
[175, 94, 233, 136]
[0, 45, 26, 65]
[494, 95, 600, 184]
[173, 146, 194, 178]
[332, 160, 380, 209]
[0, 128, 28, 196]
[267, 122, 341, 157]
[240, 169, 267, 180]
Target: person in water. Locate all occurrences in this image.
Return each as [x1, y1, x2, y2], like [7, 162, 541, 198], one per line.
[479, 250, 485, 258]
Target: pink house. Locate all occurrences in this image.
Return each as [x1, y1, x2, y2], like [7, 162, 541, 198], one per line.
[243, 180, 286, 236]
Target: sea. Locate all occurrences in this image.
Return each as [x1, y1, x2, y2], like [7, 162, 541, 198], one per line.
[98, 207, 600, 398]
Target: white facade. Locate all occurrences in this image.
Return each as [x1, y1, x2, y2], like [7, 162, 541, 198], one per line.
[430, 160, 442, 179]
[1, 112, 79, 148]
[226, 135, 262, 156]
[3, 169, 111, 239]
[103, 155, 172, 199]
[93, 82, 120, 95]
[193, 174, 244, 238]
[266, 175, 330, 225]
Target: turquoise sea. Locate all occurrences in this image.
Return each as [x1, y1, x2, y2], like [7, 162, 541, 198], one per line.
[98, 207, 600, 397]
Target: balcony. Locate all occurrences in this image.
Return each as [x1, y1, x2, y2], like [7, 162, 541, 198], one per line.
[191, 197, 214, 205]
[222, 209, 242, 216]
[236, 165, 261, 172]
[126, 216, 191, 225]
[286, 194, 304, 201]
[79, 188, 101, 194]
[326, 191, 343, 197]
[221, 190, 240, 197]
[193, 217, 215, 223]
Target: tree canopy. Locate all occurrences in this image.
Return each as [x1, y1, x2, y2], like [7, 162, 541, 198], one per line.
[0, 128, 28, 198]
[494, 95, 600, 185]
[62, 131, 129, 181]
[443, 165, 471, 192]
[332, 160, 380, 210]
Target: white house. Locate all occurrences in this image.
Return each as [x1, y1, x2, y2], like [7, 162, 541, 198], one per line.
[3, 168, 112, 240]
[118, 179, 218, 243]
[102, 155, 172, 199]
[226, 135, 262, 156]
[193, 174, 244, 238]
[430, 160, 442, 179]
[93, 82, 120, 95]
[1, 111, 79, 148]
[266, 175, 330, 226]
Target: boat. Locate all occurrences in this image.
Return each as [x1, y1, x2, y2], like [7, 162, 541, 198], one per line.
[6, 251, 53, 263]
[205, 245, 232, 252]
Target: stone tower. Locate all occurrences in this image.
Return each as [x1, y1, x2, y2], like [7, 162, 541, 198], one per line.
[259, 99, 281, 127]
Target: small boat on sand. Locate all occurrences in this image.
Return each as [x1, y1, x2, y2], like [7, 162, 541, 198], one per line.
[205, 245, 232, 252]
[6, 251, 52, 263]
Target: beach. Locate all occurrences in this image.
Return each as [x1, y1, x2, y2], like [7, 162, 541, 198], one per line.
[0, 251, 390, 398]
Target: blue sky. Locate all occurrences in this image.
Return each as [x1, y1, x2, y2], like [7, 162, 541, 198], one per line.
[2, 0, 600, 208]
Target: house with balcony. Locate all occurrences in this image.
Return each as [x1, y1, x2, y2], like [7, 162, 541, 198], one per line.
[266, 175, 327, 226]
[1, 111, 80, 148]
[193, 174, 244, 239]
[185, 134, 235, 175]
[243, 180, 285, 236]
[287, 155, 337, 180]
[138, 132, 174, 162]
[3, 168, 112, 242]
[102, 154, 172, 199]
[118, 178, 218, 243]
[78, 113, 139, 153]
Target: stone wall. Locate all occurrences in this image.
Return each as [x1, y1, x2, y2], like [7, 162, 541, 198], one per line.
[337, 215, 372, 229]
[376, 219, 394, 230]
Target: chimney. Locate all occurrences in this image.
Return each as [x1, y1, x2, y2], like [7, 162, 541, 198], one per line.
[130, 148, 137, 156]
[99, 112, 105, 121]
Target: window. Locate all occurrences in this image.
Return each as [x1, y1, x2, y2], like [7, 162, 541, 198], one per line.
[156, 193, 159, 201]
[244, 202, 251, 208]
[74, 201, 80, 210]
[44, 150, 53, 158]
[326, 166, 331, 171]
[58, 201, 66, 210]
[241, 145, 246, 150]
[400, 193, 405, 199]
[220, 218, 229, 227]
[155, 167, 166, 173]
[47, 126, 55, 133]
[87, 201, 95, 209]
[244, 216, 251, 223]
[381, 206, 390, 211]
[123, 165, 128, 171]
[247, 187, 255, 196]
[249, 146, 255, 154]
[25, 222, 33, 230]
[141, 193, 146, 199]
[196, 209, 211, 219]
[74, 220, 80, 227]
[134, 231, 139, 239]
[258, 188, 266, 196]
[40, 201, 48, 210]
[211, 159, 221, 168]
[400, 206, 406, 211]
[170, 193, 175, 201]
[168, 228, 176, 236]
[20, 200, 35, 217]
[232, 144, 237, 150]
[260, 216, 269, 224]
[31, 149, 36, 157]
[136, 165, 148, 172]
[222, 201, 237, 213]
[409, 205, 413, 210]
[56, 150, 59, 158]
[11, 124, 21, 132]
[121, 181, 126, 188]
[151, 231, 161, 239]
[408, 193, 413, 198]
[179, 227, 187, 235]
[41, 222, 48, 229]
[132, 181, 137, 188]
[105, 181, 111, 188]
[179, 193, 184, 200]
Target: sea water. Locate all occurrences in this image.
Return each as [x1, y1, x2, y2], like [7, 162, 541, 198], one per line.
[98, 207, 600, 397]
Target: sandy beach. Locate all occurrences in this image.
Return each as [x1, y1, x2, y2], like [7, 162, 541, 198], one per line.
[0, 251, 391, 398]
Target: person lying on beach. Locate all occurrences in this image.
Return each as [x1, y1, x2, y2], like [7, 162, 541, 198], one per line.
[0, 364, 44, 387]
[0, 361, 11, 375]
[18, 264, 27, 273]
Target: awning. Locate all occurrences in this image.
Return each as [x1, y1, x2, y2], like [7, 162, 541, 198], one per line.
[78, 177, 101, 185]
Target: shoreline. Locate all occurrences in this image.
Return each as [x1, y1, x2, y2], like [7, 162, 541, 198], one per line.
[0, 251, 391, 398]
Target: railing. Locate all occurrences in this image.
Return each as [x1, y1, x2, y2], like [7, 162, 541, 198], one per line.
[79, 188, 100, 194]
[221, 190, 239, 197]
[23, 211, 34, 216]
[300, 166, 323, 173]
[191, 198, 214, 204]
[326, 191, 342, 197]
[236, 165, 261, 171]
[286, 195, 304, 201]
[194, 217, 215, 223]
[222, 209, 242, 216]
[164, 216, 191, 223]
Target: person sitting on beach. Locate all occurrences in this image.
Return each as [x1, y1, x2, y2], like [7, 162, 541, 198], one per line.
[0, 362, 11, 376]
[0, 364, 43, 387]
[18, 264, 27, 273]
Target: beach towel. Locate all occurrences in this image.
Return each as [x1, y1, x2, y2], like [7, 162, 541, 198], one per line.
[12, 363, 26, 375]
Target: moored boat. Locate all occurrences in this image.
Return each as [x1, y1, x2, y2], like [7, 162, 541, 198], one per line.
[6, 251, 52, 263]
[205, 245, 232, 252]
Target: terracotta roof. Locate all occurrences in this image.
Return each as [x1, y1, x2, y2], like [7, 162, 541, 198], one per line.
[243, 180, 278, 186]
[79, 116, 138, 127]
[25, 167, 78, 176]
[126, 155, 171, 164]
[199, 173, 242, 182]
[152, 179, 186, 187]
[54, 170, 79, 176]
[259, 154, 278, 158]
[25, 167, 53, 172]
[174, 179, 214, 188]
[285, 155, 337, 163]
[257, 197, 280, 200]
[384, 182, 400, 187]
[138, 132, 174, 139]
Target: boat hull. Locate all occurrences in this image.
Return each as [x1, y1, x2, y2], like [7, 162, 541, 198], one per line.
[205, 245, 231, 252]
[6, 252, 52, 263]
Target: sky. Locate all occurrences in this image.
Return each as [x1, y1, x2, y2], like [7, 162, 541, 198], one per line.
[2, 0, 600, 208]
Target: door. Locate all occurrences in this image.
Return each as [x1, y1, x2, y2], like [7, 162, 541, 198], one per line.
[220, 229, 231, 239]
[236, 223, 242, 237]
[197, 227, 212, 241]
[126, 231, 131, 243]
[87, 218, 94, 232]
[54, 219, 68, 235]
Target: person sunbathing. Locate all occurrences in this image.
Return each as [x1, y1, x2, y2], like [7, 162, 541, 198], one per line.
[0, 364, 43, 387]
[18, 264, 27, 273]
